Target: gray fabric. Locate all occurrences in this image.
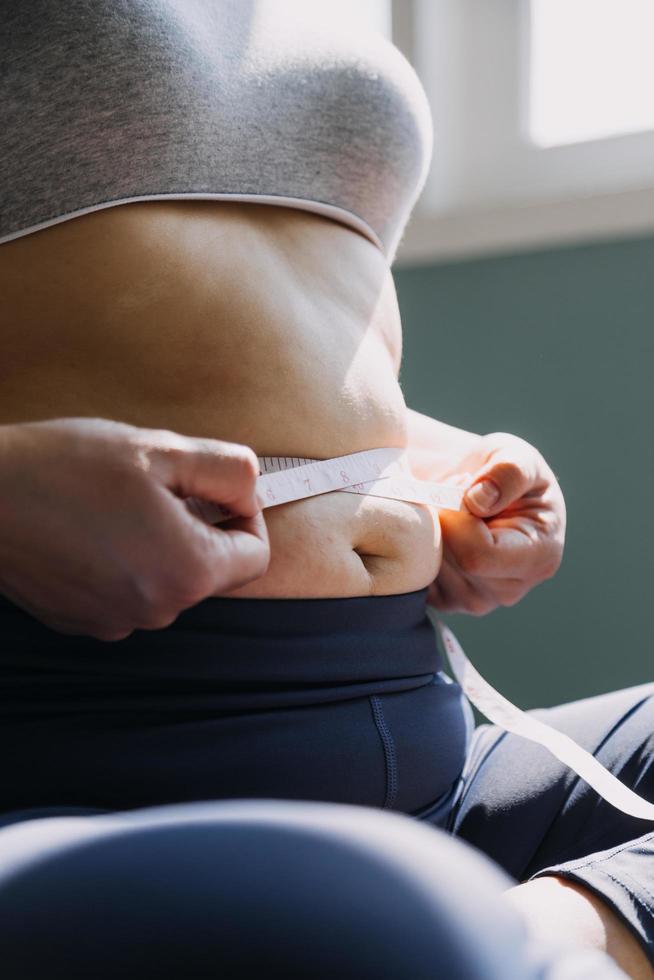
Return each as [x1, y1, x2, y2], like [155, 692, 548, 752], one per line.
[0, 0, 433, 263]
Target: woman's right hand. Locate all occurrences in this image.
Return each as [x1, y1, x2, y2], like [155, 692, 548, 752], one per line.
[0, 417, 270, 640]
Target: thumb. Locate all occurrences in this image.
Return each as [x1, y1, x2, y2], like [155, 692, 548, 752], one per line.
[155, 439, 262, 518]
[209, 519, 271, 594]
[464, 460, 532, 517]
[178, 510, 271, 596]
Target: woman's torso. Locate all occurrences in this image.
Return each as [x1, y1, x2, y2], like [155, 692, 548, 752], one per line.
[0, 200, 442, 599]
[0, 5, 466, 822]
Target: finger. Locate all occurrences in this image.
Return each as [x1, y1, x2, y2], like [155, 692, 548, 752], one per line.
[427, 563, 496, 615]
[440, 509, 551, 581]
[150, 490, 271, 600]
[208, 524, 271, 594]
[486, 521, 561, 580]
[439, 510, 496, 578]
[464, 451, 541, 519]
[153, 439, 262, 519]
[428, 561, 529, 615]
[186, 507, 271, 595]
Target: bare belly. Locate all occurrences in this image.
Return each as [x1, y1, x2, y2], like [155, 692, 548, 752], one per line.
[0, 200, 442, 597]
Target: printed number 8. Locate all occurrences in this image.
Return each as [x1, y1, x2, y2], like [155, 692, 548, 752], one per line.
[340, 470, 350, 484]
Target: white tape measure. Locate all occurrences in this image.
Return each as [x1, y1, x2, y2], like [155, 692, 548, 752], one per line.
[430, 616, 654, 821]
[188, 447, 465, 524]
[188, 447, 654, 821]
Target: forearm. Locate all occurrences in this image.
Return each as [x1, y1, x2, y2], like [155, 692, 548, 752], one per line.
[404, 406, 481, 481]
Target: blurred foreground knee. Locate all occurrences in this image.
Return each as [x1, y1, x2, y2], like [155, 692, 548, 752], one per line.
[0, 799, 536, 979]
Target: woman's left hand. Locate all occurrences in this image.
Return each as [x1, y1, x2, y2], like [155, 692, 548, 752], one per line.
[427, 432, 566, 615]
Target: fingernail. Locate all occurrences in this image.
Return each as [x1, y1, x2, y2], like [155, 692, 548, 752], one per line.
[466, 479, 500, 510]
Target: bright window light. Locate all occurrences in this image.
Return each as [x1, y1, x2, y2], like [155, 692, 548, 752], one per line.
[276, 0, 391, 38]
[333, 0, 391, 37]
[529, 0, 654, 147]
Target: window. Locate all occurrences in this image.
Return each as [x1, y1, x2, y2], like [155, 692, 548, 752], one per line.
[281, 0, 390, 38]
[530, 0, 654, 147]
[394, 0, 654, 264]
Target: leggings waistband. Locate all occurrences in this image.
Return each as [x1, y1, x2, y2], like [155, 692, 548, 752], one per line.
[0, 587, 444, 712]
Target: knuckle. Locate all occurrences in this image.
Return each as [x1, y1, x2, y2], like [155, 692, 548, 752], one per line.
[197, 439, 258, 471]
[230, 445, 260, 480]
[147, 428, 190, 452]
[136, 568, 202, 616]
[492, 459, 522, 485]
[129, 429, 189, 469]
[131, 574, 162, 610]
[166, 557, 214, 605]
[190, 440, 260, 491]
[129, 583, 184, 630]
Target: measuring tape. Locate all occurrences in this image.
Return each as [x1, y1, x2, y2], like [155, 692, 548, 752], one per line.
[430, 615, 654, 821]
[187, 447, 465, 524]
[188, 447, 654, 822]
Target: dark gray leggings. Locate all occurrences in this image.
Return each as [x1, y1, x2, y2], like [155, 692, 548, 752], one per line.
[1, 683, 653, 979]
[448, 680, 654, 965]
[0, 800, 627, 980]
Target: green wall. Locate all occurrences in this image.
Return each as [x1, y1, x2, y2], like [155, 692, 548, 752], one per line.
[393, 234, 654, 710]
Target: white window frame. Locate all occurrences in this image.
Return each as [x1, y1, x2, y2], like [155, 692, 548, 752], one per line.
[392, 0, 654, 265]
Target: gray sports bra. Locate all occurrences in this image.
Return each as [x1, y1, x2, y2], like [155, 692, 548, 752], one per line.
[0, 0, 433, 264]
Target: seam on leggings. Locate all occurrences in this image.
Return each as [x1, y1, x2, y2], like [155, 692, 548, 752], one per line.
[549, 866, 654, 920]
[533, 831, 654, 876]
[530, 832, 654, 920]
[369, 696, 398, 810]
[540, 813, 654, 869]
[451, 726, 509, 819]
[558, 820, 654, 864]
[600, 866, 654, 916]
